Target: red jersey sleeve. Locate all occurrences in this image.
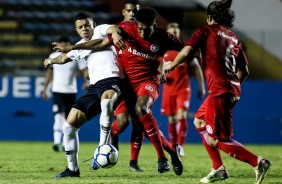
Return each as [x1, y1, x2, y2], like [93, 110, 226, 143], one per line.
[186, 26, 210, 50]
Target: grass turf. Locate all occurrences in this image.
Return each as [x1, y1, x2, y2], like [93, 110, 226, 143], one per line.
[0, 142, 281, 184]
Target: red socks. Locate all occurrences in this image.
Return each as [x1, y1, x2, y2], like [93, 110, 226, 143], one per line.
[177, 119, 188, 146]
[197, 127, 223, 169]
[216, 140, 258, 167]
[140, 113, 166, 159]
[168, 122, 177, 145]
[130, 124, 144, 161]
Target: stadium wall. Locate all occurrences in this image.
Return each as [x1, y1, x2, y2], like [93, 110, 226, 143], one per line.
[0, 75, 281, 144]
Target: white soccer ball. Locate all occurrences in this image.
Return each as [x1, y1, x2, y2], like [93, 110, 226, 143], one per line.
[93, 144, 119, 168]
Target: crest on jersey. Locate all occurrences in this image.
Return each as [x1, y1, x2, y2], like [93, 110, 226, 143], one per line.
[206, 125, 213, 134]
[150, 44, 159, 52]
[145, 85, 153, 91]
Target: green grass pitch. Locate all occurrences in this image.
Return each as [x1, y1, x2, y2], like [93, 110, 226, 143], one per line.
[0, 142, 281, 184]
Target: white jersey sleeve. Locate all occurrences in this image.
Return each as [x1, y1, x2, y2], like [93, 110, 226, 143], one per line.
[66, 39, 92, 62]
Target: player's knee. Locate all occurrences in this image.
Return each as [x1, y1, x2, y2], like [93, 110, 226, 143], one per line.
[207, 136, 218, 147]
[135, 104, 150, 117]
[177, 109, 187, 120]
[116, 113, 130, 130]
[194, 117, 206, 128]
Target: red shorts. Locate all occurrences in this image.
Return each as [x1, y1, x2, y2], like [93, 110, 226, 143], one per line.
[114, 100, 127, 116]
[195, 95, 238, 141]
[114, 81, 159, 116]
[161, 91, 191, 115]
[134, 81, 159, 102]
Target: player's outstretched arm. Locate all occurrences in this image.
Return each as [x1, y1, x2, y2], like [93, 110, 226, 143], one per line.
[165, 45, 194, 73]
[43, 53, 71, 68]
[52, 38, 106, 52]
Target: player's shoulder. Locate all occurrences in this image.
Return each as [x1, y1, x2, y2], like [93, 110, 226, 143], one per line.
[119, 20, 136, 26]
[118, 21, 137, 30]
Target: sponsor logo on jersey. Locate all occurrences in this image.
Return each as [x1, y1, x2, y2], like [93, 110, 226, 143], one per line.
[127, 47, 156, 59]
[206, 125, 213, 134]
[145, 85, 153, 92]
[150, 44, 159, 52]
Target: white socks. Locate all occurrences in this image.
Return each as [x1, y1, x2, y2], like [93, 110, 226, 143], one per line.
[53, 113, 65, 145]
[99, 99, 114, 145]
[63, 122, 79, 172]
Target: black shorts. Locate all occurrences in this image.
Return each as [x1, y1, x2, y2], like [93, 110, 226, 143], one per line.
[53, 92, 76, 117]
[73, 77, 122, 120]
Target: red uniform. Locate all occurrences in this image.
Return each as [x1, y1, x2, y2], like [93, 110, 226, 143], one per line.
[113, 21, 185, 113]
[110, 21, 186, 160]
[188, 24, 248, 140]
[161, 50, 191, 115]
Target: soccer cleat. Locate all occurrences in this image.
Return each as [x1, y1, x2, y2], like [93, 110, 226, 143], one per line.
[53, 144, 60, 152]
[110, 133, 119, 151]
[91, 159, 100, 170]
[54, 167, 80, 178]
[254, 157, 271, 184]
[170, 144, 183, 176]
[129, 160, 143, 172]
[158, 158, 170, 173]
[200, 165, 228, 183]
[179, 145, 185, 157]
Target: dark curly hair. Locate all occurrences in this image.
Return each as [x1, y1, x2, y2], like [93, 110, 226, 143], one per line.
[207, 0, 235, 28]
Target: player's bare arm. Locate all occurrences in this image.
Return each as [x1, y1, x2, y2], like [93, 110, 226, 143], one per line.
[52, 38, 105, 52]
[165, 45, 194, 73]
[158, 58, 166, 83]
[42, 68, 53, 100]
[190, 59, 206, 99]
[43, 53, 71, 68]
[106, 25, 126, 50]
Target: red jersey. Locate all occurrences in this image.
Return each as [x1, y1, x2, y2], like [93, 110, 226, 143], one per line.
[163, 50, 190, 95]
[113, 21, 186, 88]
[186, 24, 248, 97]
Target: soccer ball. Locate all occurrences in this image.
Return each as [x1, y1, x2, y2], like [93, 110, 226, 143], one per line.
[93, 144, 119, 168]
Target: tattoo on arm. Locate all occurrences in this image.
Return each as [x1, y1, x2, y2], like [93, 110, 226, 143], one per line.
[50, 54, 70, 64]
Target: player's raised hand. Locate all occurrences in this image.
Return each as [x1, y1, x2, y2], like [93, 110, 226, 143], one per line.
[52, 42, 73, 52]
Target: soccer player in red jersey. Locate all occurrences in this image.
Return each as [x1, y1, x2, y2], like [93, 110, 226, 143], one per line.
[161, 22, 205, 157]
[165, 0, 271, 183]
[109, 8, 186, 175]
[109, 0, 146, 172]
[56, 8, 187, 175]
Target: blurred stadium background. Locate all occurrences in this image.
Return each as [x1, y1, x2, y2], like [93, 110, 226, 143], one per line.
[0, 0, 281, 144]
